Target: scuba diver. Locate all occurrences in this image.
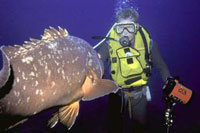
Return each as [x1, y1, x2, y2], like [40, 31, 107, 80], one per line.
[94, 7, 171, 133]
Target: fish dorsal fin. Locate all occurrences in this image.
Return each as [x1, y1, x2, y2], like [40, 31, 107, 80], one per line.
[2, 26, 69, 58]
[0, 45, 22, 58]
[1, 44, 35, 58]
[48, 101, 79, 129]
[1, 37, 40, 58]
[41, 26, 69, 43]
[22, 26, 68, 48]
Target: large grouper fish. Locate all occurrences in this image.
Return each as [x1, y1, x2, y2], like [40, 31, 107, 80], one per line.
[0, 27, 119, 130]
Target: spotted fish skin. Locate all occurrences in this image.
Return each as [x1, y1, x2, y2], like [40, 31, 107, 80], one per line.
[0, 27, 105, 116]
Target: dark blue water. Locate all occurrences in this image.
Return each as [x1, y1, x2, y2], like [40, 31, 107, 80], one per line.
[0, 0, 200, 132]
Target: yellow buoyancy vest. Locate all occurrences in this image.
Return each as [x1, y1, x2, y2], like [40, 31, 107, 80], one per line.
[108, 25, 151, 88]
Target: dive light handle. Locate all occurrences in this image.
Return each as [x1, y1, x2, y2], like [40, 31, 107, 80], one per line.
[164, 98, 176, 127]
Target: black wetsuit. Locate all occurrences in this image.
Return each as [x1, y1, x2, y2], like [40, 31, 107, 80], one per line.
[95, 36, 170, 133]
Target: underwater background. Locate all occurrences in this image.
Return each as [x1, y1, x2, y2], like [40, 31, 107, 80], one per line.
[0, 0, 200, 132]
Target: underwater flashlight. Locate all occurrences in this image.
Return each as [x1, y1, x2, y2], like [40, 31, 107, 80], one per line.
[163, 77, 193, 104]
[163, 77, 193, 133]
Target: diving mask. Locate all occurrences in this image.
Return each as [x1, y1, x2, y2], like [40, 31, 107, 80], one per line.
[115, 22, 138, 34]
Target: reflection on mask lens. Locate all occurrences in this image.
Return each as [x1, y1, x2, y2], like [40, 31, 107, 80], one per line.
[115, 24, 135, 34]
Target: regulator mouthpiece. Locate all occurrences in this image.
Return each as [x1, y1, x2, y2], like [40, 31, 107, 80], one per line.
[119, 36, 130, 47]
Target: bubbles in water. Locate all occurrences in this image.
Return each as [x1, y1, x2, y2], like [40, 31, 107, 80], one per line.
[114, 0, 139, 16]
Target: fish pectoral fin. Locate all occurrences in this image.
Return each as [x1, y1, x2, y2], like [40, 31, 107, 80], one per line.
[48, 112, 59, 128]
[48, 101, 80, 130]
[7, 118, 28, 130]
[82, 78, 119, 101]
[59, 101, 80, 129]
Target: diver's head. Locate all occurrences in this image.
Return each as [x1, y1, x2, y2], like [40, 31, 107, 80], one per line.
[115, 8, 139, 42]
[116, 7, 139, 22]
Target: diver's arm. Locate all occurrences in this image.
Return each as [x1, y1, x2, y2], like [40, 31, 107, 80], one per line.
[95, 41, 111, 79]
[95, 41, 109, 63]
[151, 41, 171, 82]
